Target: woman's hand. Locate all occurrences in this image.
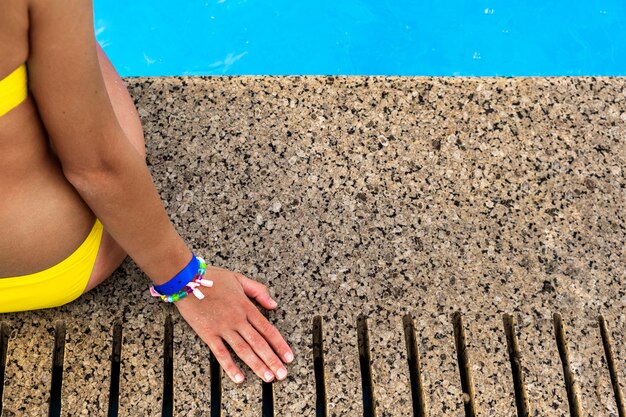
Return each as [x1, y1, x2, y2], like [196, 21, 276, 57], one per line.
[174, 265, 294, 384]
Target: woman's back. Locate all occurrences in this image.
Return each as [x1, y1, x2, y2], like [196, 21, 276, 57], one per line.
[0, 0, 94, 277]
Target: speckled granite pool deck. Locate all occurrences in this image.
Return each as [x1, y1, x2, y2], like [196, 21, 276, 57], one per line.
[1, 77, 625, 416]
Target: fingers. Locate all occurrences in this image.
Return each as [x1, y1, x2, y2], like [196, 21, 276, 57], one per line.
[236, 273, 277, 309]
[182, 270, 293, 385]
[239, 324, 288, 381]
[248, 309, 294, 364]
[207, 336, 245, 384]
[223, 331, 276, 383]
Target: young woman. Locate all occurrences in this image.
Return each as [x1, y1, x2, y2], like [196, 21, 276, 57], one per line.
[0, 0, 293, 385]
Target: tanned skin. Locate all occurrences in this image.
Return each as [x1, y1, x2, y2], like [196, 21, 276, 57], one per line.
[0, 0, 293, 384]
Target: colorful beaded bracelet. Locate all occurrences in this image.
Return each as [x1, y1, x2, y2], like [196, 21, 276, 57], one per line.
[149, 256, 213, 302]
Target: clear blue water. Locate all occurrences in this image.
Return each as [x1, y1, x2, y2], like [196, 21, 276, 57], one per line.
[94, 0, 626, 76]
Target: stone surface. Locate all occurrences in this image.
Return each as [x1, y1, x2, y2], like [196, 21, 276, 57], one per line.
[1, 314, 54, 416]
[1, 76, 625, 416]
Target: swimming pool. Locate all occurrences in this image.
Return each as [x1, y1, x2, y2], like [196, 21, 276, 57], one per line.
[94, 0, 626, 77]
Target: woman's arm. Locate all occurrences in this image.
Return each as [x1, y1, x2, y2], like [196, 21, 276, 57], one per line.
[27, 0, 190, 284]
[26, 0, 294, 383]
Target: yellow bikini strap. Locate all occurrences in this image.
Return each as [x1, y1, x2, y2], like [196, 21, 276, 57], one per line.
[0, 64, 28, 117]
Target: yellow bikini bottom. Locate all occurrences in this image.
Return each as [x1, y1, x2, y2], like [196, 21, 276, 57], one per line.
[0, 220, 103, 313]
[0, 64, 28, 117]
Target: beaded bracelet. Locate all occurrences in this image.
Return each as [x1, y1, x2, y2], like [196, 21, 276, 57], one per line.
[149, 256, 213, 302]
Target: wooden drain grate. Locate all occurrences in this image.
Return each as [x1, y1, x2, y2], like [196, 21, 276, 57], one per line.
[0, 313, 624, 417]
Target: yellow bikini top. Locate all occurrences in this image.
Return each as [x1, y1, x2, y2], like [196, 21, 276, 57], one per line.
[0, 64, 28, 117]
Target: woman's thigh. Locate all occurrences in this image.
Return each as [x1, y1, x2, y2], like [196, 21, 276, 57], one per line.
[82, 43, 147, 294]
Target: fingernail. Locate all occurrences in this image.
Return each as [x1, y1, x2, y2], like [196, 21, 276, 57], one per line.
[264, 371, 274, 382]
[234, 374, 244, 383]
[284, 351, 294, 363]
[269, 299, 277, 307]
[277, 368, 287, 380]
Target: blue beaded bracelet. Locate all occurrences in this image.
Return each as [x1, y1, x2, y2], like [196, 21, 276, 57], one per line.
[149, 254, 213, 302]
